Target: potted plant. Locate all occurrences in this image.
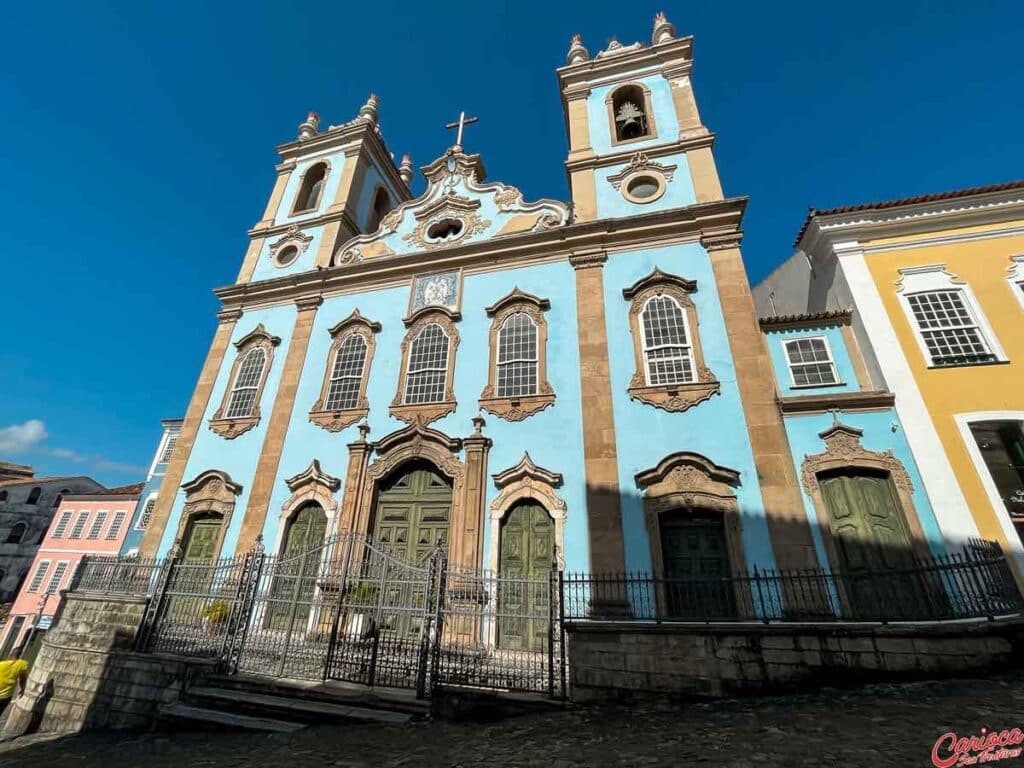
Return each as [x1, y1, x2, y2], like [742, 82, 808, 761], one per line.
[201, 599, 231, 633]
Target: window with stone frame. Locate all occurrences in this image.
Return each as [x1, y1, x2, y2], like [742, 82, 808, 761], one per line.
[390, 307, 460, 425]
[27, 560, 50, 593]
[69, 511, 89, 539]
[52, 510, 73, 538]
[906, 290, 996, 367]
[784, 336, 841, 387]
[5, 522, 27, 544]
[86, 510, 108, 540]
[479, 289, 555, 421]
[309, 310, 381, 432]
[137, 497, 156, 531]
[209, 324, 281, 439]
[291, 161, 328, 214]
[44, 561, 69, 594]
[623, 269, 720, 412]
[608, 83, 656, 145]
[106, 510, 127, 540]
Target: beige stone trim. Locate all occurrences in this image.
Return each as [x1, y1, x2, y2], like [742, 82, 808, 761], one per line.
[623, 269, 721, 413]
[216, 198, 747, 311]
[687, 146, 724, 203]
[254, 160, 297, 229]
[569, 169, 598, 223]
[209, 324, 282, 440]
[139, 310, 241, 556]
[605, 82, 660, 148]
[840, 323, 873, 389]
[309, 309, 381, 432]
[571, 250, 626, 574]
[486, 453, 567, 574]
[706, 245, 817, 572]
[236, 237, 266, 285]
[173, 469, 243, 561]
[235, 299, 321, 554]
[271, 460, 341, 554]
[565, 95, 593, 157]
[390, 307, 460, 426]
[478, 289, 555, 421]
[668, 74, 703, 132]
[564, 133, 715, 175]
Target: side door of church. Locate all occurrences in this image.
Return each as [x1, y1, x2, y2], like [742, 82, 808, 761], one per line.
[498, 502, 554, 651]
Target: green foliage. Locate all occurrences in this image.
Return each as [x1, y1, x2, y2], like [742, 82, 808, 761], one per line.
[201, 599, 231, 624]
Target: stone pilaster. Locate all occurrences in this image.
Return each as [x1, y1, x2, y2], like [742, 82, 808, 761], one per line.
[139, 308, 242, 557]
[236, 296, 322, 554]
[454, 416, 492, 570]
[702, 235, 817, 572]
[339, 423, 373, 536]
[570, 249, 626, 575]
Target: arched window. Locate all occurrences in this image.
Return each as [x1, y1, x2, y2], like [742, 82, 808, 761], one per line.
[293, 162, 328, 214]
[640, 295, 693, 386]
[366, 187, 391, 233]
[0, 490, 8, 502]
[309, 310, 381, 431]
[624, 270, 719, 412]
[5, 522, 28, 544]
[480, 290, 554, 421]
[610, 84, 651, 143]
[225, 347, 267, 419]
[326, 335, 368, 411]
[26, 487, 42, 505]
[210, 324, 281, 439]
[391, 308, 460, 425]
[405, 324, 449, 404]
[496, 313, 538, 398]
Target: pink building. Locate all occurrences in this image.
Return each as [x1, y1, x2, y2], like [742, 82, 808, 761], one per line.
[0, 483, 143, 659]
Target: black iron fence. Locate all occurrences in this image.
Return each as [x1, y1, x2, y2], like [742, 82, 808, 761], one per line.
[73, 555, 166, 597]
[563, 540, 1023, 623]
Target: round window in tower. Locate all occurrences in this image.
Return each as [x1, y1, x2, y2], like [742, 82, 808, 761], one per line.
[623, 174, 666, 204]
[275, 245, 300, 267]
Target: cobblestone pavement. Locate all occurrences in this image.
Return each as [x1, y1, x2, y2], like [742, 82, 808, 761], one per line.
[3, 670, 1024, 767]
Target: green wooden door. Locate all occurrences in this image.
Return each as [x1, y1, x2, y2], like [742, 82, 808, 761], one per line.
[498, 502, 554, 650]
[183, 514, 222, 561]
[269, 503, 328, 630]
[659, 513, 735, 618]
[373, 462, 452, 563]
[819, 471, 923, 617]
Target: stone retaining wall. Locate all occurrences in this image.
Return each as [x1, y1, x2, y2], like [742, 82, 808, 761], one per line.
[565, 618, 1024, 701]
[1, 592, 209, 738]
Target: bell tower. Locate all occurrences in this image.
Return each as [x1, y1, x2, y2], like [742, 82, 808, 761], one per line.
[556, 13, 724, 222]
[235, 96, 413, 284]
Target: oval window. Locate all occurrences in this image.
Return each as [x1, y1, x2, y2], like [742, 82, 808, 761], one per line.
[626, 176, 661, 201]
[275, 245, 299, 267]
[427, 218, 464, 242]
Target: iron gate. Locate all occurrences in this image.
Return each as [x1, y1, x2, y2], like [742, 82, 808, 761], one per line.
[139, 535, 563, 698]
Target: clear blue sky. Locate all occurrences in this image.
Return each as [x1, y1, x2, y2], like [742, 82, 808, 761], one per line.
[1, 1, 1021, 487]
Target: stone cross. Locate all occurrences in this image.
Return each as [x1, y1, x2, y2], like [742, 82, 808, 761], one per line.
[445, 110, 479, 150]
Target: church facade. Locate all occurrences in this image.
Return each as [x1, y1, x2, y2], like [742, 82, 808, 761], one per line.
[138, 14, 945, 590]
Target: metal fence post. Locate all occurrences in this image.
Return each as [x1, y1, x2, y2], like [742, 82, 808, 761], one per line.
[427, 543, 448, 699]
[136, 541, 182, 651]
[324, 533, 355, 682]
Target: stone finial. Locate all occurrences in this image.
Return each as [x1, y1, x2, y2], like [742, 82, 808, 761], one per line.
[566, 33, 589, 65]
[358, 94, 380, 125]
[472, 413, 486, 435]
[357, 421, 371, 442]
[298, 111, 320, 141]
[652, 12, 675, 45]
[399, 153, 414, 185]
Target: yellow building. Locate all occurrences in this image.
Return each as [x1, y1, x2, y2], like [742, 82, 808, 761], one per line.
[755, 181, 1024, 574]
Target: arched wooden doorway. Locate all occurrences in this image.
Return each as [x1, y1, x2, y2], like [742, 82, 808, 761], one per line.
[658, 507, 735, 619]
[371, 459, 452, 563]
[268, 502, 328, 630]
[497, 500, 554, 650]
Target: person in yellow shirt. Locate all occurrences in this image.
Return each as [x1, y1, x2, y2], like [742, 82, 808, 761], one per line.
[0, 657, 29, 717]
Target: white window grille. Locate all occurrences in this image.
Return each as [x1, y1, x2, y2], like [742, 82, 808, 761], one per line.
[27, 560, 50, 593]
[52, 510, 73, 539]
[45, 561, 69, 594]
[496, 313, 538, 398]
[86, 511, 108, 540]
[224, 347, 267, 418]
[906, 290, 996, 366]
[404, 323, 449, 404]
[640, 295, 694, 386]
[137, 498, 156, 531]
[784, 337, 840, 387]
[324, 334, 368, 411]
[159, 434, 178, 463]
[69, 511, 89, 539]
[106, 510, 127, 540]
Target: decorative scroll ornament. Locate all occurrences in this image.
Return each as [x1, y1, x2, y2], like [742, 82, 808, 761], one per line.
[596, 36, 644, 59]
[209, 324, 281, 439]
[801, 422, 914, 496]
[308, 310, 381, 433]
[607, 152, 677, 191]
[269, 225, 314, 261]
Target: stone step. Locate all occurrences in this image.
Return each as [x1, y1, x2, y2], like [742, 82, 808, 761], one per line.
[159, 703, 306, 733]
[204, 673, 429, 715]
[186, 686, 413, 724]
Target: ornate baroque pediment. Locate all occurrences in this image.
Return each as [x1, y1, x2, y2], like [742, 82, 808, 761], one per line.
[332, 148, 569, 266]
[635, 452, 740, 515]
[801, 421, 914, 496]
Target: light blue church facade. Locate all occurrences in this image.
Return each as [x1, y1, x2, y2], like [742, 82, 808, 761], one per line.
[137, 14, 947, 598]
